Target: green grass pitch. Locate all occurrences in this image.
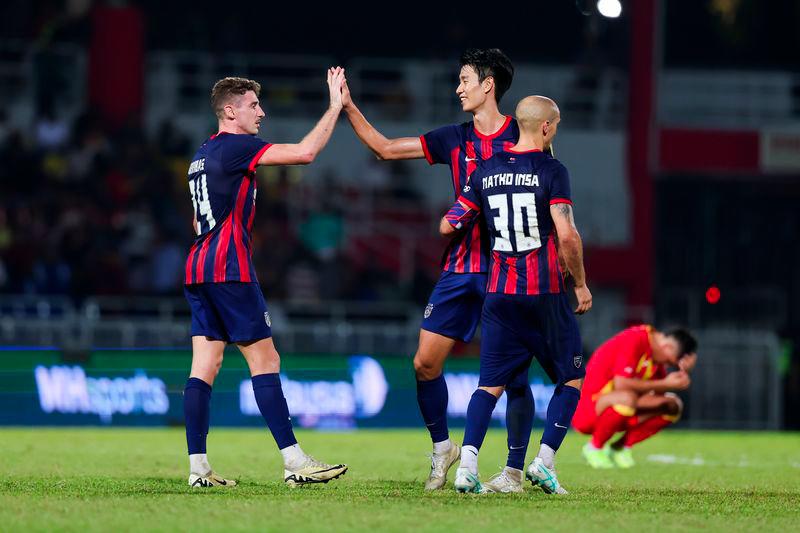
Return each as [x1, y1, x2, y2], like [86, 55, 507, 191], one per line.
[2, 428, 799, 532]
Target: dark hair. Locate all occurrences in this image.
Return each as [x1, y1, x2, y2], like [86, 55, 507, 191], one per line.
[665, 327, 698, 357]
[459, 48, 514, 103]
[210, 77, 261, 119]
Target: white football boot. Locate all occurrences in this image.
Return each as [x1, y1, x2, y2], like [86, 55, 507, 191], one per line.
[284, 456, 348, 487]
[454, 467, 483, 494]
[481, 467, 524, 494]
[188, 471, 237, 488]
[424, 442, 461, 491]
[526, 457, 568, 494]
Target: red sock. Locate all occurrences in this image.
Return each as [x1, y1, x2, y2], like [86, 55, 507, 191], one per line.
[591, 405, 634, 448]
[623, 415, 673, 447]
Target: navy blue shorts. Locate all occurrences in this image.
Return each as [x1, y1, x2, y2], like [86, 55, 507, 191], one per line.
[184, 282, 272, 343]
[479, 292, 584, 387]
[420, 271, 487, 343]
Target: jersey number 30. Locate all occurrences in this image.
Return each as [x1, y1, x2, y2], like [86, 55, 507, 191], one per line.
[189, 174, 216, 234]
[487, 193, 541, 252]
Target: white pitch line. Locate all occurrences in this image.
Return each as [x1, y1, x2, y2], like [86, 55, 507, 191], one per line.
[647, 454, 800, 469]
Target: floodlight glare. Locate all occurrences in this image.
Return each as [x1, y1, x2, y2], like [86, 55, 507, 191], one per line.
[597, 0, 622, 18]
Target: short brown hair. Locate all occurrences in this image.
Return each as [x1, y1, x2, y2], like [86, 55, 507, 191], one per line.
[210, 77, 261, 119]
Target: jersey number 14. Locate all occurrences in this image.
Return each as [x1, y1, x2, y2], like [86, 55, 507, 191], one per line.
[488, 193, 541, 252]
[189, 174, 216, 234]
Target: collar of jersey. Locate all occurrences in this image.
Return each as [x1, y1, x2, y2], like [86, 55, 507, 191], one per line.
[473, 115, 513, 140]
[506, 147, 542, 154]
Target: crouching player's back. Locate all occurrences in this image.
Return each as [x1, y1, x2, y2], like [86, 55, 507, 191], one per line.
[441, 95, 592, 495]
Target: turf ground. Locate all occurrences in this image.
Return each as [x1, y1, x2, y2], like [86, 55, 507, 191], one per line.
[2, 428, 799, 532]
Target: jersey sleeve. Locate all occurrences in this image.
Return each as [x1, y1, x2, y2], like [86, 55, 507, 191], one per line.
[548, 162, 572, 205]
[611, 329, 649, 378]
[420, 124, 460, 166]
[222, 135, 272, 175]
[445, 175, 482, 229]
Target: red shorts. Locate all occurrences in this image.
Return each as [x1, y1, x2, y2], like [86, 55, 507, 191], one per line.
[571, 397, 598, 434]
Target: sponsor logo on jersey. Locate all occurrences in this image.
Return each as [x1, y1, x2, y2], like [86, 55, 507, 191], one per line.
[424, 303, 434, 318]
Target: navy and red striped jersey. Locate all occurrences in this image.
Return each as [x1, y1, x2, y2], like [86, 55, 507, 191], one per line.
[184, 132, 272, 284]
[420, 116, 519, 274]
[445, 149, 572, 295]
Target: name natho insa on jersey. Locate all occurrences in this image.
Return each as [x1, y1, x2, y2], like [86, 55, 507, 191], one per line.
[479, 172, 540, 190]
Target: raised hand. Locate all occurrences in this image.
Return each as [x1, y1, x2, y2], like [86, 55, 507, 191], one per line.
[341, 80, 353, 109]
[327, 67, 346, 110]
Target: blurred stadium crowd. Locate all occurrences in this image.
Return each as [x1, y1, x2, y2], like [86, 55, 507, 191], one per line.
[0, 108, 437, 304]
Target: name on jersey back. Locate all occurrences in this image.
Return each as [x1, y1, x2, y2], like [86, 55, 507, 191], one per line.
[480, 172, 540, 190]
[188, 158, 205, 175]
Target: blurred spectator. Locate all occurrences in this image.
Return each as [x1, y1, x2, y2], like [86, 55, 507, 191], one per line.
[0, 105, 436, 305]
[34, 103, 69, 151]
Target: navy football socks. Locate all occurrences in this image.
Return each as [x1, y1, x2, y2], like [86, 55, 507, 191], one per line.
[541, 383, 581, 451]
[505, 383, 534, 470]
[463, 389, 499, 450]
[251, 373, 298, 450]
[184, 377, 212, 455]
[416, 374, 450, 444]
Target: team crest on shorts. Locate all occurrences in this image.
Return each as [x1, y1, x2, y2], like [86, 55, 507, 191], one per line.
[264, 312, 271, 327]
[573, 355, 583, 368]
[424, 303, 434, 318]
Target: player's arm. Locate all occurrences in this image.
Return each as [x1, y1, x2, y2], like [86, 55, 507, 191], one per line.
[439, 196, 480, 237]
[341, 81, 425, 160]
[614, 371, 691, 394]
[551, 202, 592, 314]
[259, 67, 345, 166]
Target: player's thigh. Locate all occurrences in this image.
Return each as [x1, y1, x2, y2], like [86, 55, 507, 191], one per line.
[419, 271, 485, 344]
[237, 337, 281, 376]
[479, 294, 531, 388]
[531, 293, 585, 385]
[184, 284, 229, 343]
[212, 282, 272, 345]
[190, 335, 226, 385]
[413, 329, 457, 378]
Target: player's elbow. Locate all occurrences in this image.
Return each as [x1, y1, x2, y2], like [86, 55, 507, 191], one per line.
[557, 228, 581, 248]
[374, 140, 401, 161]
[613, 377, 638, 393]
[295, 151, 315, 165]
[439, 217, 455, 236]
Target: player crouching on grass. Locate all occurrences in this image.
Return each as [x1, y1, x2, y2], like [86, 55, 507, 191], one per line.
[572, 325, 697, 469]
[182, 70, 348, 488]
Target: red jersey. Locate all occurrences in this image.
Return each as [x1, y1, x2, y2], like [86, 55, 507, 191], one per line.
[582, 325, 667, 402]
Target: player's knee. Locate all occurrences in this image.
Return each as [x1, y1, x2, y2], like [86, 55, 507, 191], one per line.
[413, 353, 442, 381]
[194, 355, 223, 382]
[478, 385, 505, 398]
[664, 393, 683, 418]
[617, 390, 638, 408]
[563, 378, 583, 391]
